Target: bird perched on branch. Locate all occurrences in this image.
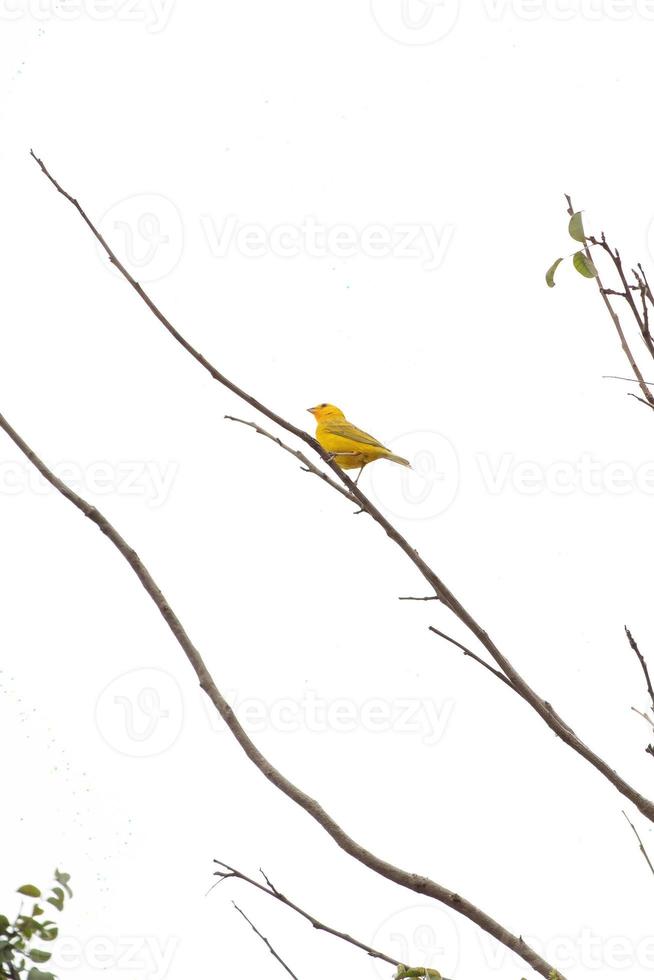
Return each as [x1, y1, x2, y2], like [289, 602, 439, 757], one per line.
[308, 403, 411, 484]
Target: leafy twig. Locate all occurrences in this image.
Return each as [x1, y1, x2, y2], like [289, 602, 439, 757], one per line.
[565, 194, 654, 407]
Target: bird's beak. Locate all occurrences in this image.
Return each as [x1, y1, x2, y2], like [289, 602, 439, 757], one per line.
[307, 406, 317, 416]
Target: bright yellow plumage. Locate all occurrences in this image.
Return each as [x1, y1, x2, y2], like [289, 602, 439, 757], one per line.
[307, 403, 411, 480]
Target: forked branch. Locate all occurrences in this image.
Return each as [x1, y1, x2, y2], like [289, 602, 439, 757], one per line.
[213, 860, 399, 968]
[215, 860, 457, 979]
[224, 414, 357, 505]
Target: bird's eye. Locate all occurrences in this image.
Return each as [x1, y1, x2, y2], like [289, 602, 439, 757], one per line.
[321, 403, 327, 408]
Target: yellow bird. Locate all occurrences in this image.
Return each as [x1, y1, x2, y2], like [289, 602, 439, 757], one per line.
[308, 403, 411, 484]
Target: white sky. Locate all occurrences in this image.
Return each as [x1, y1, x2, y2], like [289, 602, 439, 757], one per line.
[3, 3, 654, 979]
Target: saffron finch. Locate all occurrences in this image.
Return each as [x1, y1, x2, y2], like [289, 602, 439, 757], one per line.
[308, 403, 411, 483]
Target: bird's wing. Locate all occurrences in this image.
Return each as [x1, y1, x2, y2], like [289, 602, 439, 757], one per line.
[323, 420, 389, 451]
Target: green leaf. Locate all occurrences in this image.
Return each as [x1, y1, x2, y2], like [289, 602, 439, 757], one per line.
[47, 887, 65, 912]
[32, 905, 44, 917]
[0, 915, 10, 933]
[546, 257, 564, 288]
[17, 885, 41, 898]
[17, 916, 39, 940]
[38, 925, 58, 942]
[28, 949, 52, 963]
[0, 937, 22, 962]
[568, 211, 586, 243]
[54, 870, 72, 899]
[573, 251, 598, 279]
[28, 969, 56, 980]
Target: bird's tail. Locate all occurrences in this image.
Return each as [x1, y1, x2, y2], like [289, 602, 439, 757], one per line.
[386, 453, 411, 468]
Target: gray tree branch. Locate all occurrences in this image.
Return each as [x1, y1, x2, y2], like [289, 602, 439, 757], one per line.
[0, 405, 562, 979]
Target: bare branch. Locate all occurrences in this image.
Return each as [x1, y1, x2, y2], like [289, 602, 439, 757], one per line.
[30, 153, 654, 830]
[224, 415, 358, 505]
[233, 903, 299, 979]
[628, 392, 654, 412]
[631, 707, 654, 733]
[0, 405, 563, 980]
[638, 277, 650, 340]
[428, 626, 515, 691]
[602, 375, 654, 385]
[213, 860, 398, 967]
[638, 263, 654, 311]
[398, 595, 440, 602]
[607, 247, 654, 360]
[622, 811, 654, 878]
[625, 626, 654, 717]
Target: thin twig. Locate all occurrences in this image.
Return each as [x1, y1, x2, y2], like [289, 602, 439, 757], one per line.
[638, 263, 654, 311]
[608, 247, 654, 360]
[30, 153, 654, 831]
[622, 811, 654, 878]
[232, 903, 299, 979]
[213, 860, 397, 967]
[399, 596, 440, 602]
[631, 707, 654, 732]
[638, 277, 650, 342]
[566, 195, 654, 407]
[628, 392, 654, 411]
[602, 375, 654, 385]
[625, 626, 654, 717]
[428, 627, 515, 691]
[224, 415, 358, 505]
[218, 863, 457, 980]
[0, 405, 563, 980]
